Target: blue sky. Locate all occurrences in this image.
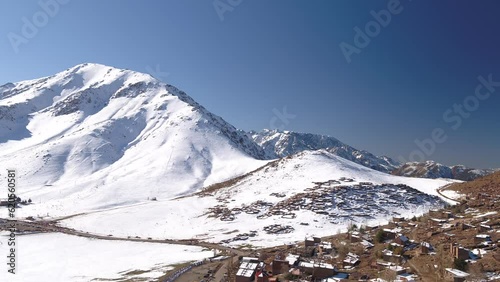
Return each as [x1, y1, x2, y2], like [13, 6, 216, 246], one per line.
[1, 0, 499, 168]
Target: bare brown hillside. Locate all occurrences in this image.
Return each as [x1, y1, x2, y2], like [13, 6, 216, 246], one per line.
[449, 170, 500, 197]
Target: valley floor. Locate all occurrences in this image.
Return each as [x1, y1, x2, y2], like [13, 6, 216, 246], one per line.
[0, 231, 213, 282]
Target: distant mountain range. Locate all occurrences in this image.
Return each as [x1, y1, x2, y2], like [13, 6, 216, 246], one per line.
[249, 129, 400, 173]
[391, 161, 497, 181]
[249, 129, 496, 181]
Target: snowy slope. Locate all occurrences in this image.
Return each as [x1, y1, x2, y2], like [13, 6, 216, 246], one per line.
[0, 232, 212, 282]
[62, 150, 453, 248]
[250, 129, 400, 173]
[0, 63, 266, 214]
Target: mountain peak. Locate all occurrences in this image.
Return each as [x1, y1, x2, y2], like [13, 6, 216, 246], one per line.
[67, 62, 139, 74]
[62, 63, 158, 85]
[0, 64, 267, 204]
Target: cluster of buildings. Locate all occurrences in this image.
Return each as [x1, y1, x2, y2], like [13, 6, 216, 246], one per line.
[366, 206, 499, 281]
[234, 247, 343, 282]
[216, 177, 499, 281]
[207, 179, 445, 234]
[232, 228, 416, 282]
[266, 182, 444, 224]
[424, 207, 499, 281]
[231, 205, 499, 281]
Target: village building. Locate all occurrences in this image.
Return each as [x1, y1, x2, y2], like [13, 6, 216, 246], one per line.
[478, 224, 492, 232]
[314, 242, 333, 257]
[429, 218, 447, 227]
[271, 260, 289, 275]
[449, 244, 470, 260]
[428, 209, 441, 217]
[443, 211, 454, 218]
[254, 269, 269, 282]
[236, 262, 259, 282]
[298, 261, 336, 279]
[365, 224, 379, 231]
[386, 265, 407, 275]
[312, 263, 337, 280]
[298, 261, 315, 274]
[397, 272, 418, 282]
[444, 268, 470, 282]
[392, 216, 405, 222]
[456, 222, 474, 231]
[382, 249, 404, 264]
[285, 254, 299, 266]
[343, 252, 360, 268]
[305, 236, 321, 247]
[350, 233, 361, 243]
[474, 234, 492, 244]
[361, 239, 374, 249]
[420, 242, 434, 254]
[319, 272, 349, 281]
[375, 260, 392, 271]
[382, 228, 397, 240]
[241, 257, 260, 263]
[394, 234, 410, 246]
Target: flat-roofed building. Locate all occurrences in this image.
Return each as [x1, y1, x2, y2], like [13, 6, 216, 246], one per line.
[236, 262, 258, 282]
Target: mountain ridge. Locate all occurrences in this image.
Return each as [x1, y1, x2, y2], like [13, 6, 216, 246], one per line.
[392, 160, 498, 181]
[249, 129, 400, 173]
[249, 129, 497, 181]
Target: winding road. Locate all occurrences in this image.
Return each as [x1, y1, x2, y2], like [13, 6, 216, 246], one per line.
[436, 184, 461, 204]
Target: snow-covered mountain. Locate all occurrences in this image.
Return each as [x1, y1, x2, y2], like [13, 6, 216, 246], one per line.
[392, 161, 497, 181]
[250, 129, 400, 173]
[0, 63, 457, 248]
[0, 63, 267, 212]
[62, 149, 452, 247]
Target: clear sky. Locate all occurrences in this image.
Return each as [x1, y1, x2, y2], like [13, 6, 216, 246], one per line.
[1, 0, 499, 168]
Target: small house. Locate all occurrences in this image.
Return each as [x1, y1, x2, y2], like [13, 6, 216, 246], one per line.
[271, 260, 289, 275]
[394, 234, 410, 246]
[236, 262, 258, 282]
[445, 268, 470, 282]
[420, 242, 434, 254]
[449, 244, 470, 260]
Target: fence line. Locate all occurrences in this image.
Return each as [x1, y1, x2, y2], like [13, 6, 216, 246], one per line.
[163, 259, 206, 282]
